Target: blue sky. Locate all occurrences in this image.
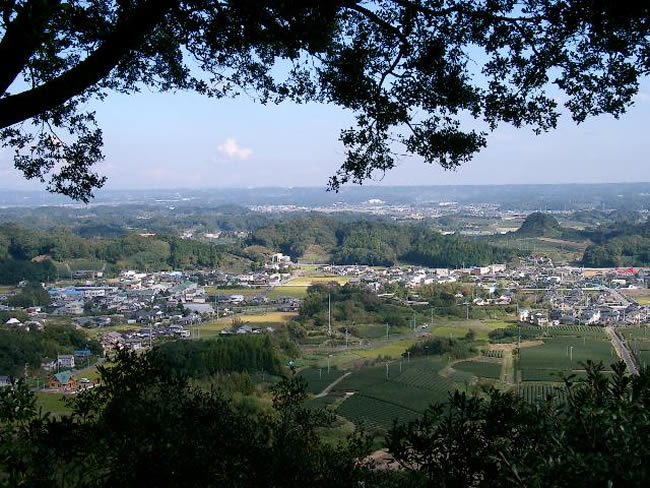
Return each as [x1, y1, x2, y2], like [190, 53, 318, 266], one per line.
[2, 82, 650, 193]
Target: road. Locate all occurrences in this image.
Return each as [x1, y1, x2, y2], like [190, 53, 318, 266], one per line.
[313, 372, 351, 398]
[605, 326, 638, 375]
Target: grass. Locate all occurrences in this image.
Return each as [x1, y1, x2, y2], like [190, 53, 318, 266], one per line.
[36, 393, 72, 415]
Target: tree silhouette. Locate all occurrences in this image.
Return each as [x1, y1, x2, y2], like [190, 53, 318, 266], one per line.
[1, 1, 649, 200]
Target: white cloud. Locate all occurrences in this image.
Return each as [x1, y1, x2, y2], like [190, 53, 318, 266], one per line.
[217, 137, 253, 160]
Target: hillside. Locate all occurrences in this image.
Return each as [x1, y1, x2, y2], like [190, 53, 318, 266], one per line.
[516, 212, 563, 237]
[248, 218, 519, 267]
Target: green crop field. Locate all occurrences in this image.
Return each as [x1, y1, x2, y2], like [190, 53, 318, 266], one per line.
[336, 394, 421, 430]
[268, 286, 308, 299]
[355, 338, 418, 359]
[620, 326, 650, 341]
[453, 360, 502, 379]
[299, 367, 344, 394]
[518, 383, 568, 404]
[518, 336, 616, 381]
[431, 326, 469, 338]
[332, 357, 473, 429]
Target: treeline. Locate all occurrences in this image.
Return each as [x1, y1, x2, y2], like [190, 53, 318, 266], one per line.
[152, 335, 282, 377]
[248, 217, 518, 267]
[405, 332, 476, 359]
[581, 221, 650, 267]
[0, 223, 245, 283]
[298, 284, 410, 328]
[0, 325, 102, 377]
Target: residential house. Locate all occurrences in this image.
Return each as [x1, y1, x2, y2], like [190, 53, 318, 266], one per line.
[57, 354, 75, 369]
[49, 371, 76, 391]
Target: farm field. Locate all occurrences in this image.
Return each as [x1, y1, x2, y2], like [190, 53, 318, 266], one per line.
[430, 319, 512, 341]
[431, 326, 468, 338]
[518, 383, 568, 404]
[332, 357, 475, 429]
[517, 336, 616, 382]
[35, 393, 72, 415]
[620, 289, 650, 306]
[355, 338, 418, 359]
[336, 394, 421, 430]
[268, 286, 308, 299]
[205, 287, 262, 296]
[284, 276, 352, 286]
[199, 312, 298, 338]
[453, 360, 502, 379]
[299, 367, 345, 394]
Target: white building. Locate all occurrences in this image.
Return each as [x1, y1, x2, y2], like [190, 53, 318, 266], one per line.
[57, 354, 75, 369]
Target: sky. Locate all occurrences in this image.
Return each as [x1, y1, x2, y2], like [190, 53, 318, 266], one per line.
[2, 80, 650, 193]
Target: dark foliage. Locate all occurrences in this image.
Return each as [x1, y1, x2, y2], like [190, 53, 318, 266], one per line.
[1, 1, 649, 200]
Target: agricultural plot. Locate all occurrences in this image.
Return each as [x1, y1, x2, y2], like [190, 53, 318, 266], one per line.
[619, 326, 650, 341]
[482, 350, 504, 359]
[628, 340, 650, 369]
[518, 337, 616, 381]
[355, 338, 418, 359]
[336, 394, 421, 430]
[299, 367, 344, 394]
[453, 360, 502, 379]
[268, 286, 308, 299]
[431, 326, 468, 339]
[518, 383, 568, 404]
[517, 325, 605, 338]
[284, 276, 352, 286]
[333, 357, 473, 428]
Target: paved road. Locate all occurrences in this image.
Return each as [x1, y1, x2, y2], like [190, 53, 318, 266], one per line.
[605, 326, 638, 375]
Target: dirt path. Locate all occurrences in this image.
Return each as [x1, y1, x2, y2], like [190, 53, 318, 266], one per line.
[314, 372, 351, 398]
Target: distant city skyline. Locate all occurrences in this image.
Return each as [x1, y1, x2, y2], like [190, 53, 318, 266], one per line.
[2, 81, 650, 196]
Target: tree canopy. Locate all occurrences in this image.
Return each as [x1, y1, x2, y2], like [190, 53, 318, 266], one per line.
[1, 1, 649, 200]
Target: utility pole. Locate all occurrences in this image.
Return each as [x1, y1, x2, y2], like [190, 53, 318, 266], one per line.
[328, 293, 332, 337]
[385, 322, 389, 340]
[385, 362, 389, 380]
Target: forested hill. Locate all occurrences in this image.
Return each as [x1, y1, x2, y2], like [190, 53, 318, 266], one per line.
[247, 218, 519, 267]
[516, 212, 563, 237]
[581, 221, 650, 267]
[0, 224, 254, 284]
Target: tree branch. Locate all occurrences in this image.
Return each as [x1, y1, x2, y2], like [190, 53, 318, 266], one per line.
[0, 0, 61, 95]
[388, 0, 542, 24]
[346, 3, 408, 44]
[0, 0, 177, 130]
